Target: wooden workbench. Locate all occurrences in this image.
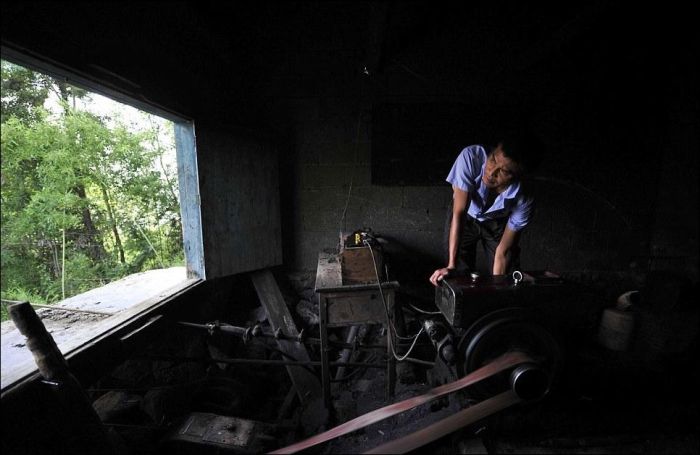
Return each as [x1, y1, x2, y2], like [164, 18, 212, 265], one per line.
[314, 251, 400, 414]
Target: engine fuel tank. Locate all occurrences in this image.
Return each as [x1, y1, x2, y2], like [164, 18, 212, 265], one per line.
[435, 271, 568, 328]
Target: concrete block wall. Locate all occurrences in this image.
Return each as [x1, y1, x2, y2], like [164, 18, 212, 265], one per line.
[282, 100, 634, 281]
[283, 96, 453, 278]
[258, 6, 698, 285]
[271, 77, 696, 287]
[273, 71, 662, 281]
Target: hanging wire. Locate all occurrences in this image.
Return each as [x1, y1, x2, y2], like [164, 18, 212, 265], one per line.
[339, 64, 369, 234]
[405, 302, 443, 315]
[363, 239, 426, 363]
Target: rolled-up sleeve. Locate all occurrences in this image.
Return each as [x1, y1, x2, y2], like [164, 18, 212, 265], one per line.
[446, 145, 482, 194]
[507, 195, 534, 231]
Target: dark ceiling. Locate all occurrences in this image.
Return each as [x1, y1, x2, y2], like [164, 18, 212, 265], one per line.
[1, 2, 696, 128]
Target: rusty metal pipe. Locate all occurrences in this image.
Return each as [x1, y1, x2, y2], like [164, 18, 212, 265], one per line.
[335, 325, 360, 380]
[178, 321, 392, 350]
[137, 354, 387, 369]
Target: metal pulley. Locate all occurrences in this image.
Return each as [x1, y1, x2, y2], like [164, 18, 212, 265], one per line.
[456, 307, 561, 401]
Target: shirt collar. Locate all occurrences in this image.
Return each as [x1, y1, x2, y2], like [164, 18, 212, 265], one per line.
[501, 180, 521, 199]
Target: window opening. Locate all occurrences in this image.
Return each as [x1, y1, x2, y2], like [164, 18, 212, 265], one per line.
[1, 56, 203, 390]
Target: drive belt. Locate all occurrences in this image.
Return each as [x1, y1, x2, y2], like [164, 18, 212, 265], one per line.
[269, 350, 531, 454]
[364, 390, 520, 453]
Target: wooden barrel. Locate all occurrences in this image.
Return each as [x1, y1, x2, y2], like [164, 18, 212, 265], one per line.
[598, 307, 635, 351]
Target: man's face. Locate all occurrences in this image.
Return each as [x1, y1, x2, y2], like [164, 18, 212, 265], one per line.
[483, 146, 517, 192]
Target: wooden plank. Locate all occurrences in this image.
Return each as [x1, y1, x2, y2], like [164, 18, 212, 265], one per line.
[325, 292, 387, 327]
[174, 122, 206, 279]
[7, 302, 117, 454]
[315, 251, 342, 290]
[2, 278, 202, 396]
[251, 269, 321, 404]
[197, 127, 282, 278]
[316, 281, 400, 294]
[1, 301, 113, 316]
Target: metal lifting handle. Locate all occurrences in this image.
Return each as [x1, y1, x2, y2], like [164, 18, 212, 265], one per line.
[512, 270, 523, 285]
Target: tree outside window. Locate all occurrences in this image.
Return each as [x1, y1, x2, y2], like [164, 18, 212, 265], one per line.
[1, 60, 184, 320]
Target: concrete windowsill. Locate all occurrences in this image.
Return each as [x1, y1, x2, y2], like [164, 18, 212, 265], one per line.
[1, 266, 198, 391]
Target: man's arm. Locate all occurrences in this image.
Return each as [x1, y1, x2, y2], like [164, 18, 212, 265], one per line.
[493, 226, 521, 275]
[430, 186, 470, 286]
[447, 187, 469, 268]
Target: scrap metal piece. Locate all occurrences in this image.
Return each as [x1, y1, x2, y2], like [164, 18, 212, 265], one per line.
[165, 412, 276, 453]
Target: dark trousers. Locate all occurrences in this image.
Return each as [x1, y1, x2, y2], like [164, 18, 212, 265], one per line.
[443, 209, 520, 275]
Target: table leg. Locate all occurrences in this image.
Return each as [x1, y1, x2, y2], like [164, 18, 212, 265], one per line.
[387, 290, 396, 401]
[319, 294, 332, 413]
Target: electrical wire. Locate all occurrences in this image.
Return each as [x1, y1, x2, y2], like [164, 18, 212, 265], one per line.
[405, 302, 442, 315]
[364, 239, 425, 363]
[364, 240, 420, 340]
[339, 70, 366, 234]
[392, 326, 425, 362]
[340, 175, 354, 235]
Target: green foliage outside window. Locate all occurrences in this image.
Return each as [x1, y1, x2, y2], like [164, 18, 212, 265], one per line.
[1, 60, 184, 320]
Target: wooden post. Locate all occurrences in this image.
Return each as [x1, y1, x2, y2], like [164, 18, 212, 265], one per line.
[8, 302, 116, 455]
[250, 270, 321, 404]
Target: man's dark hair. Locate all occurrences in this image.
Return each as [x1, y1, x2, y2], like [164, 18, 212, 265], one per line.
[496, 131, 544, 175]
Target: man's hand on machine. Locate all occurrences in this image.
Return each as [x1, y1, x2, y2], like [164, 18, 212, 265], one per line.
[430, 267, 455, 286]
